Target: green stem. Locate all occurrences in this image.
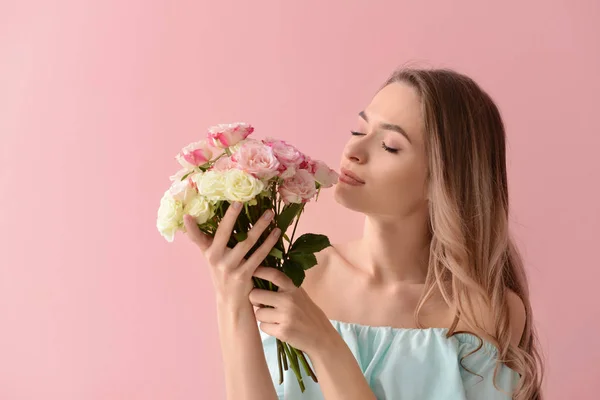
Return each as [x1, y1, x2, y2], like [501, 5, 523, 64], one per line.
[244, 202, 252, 222]
[210, 152, 228, 165]
[278, 339, 288, 371]
[276, 340, 284, 385]
[252, 277, 266, 290]
[294, 347, 318, 382]
[288, 203, 305, 246]
[236, 218, 243, 235]
[283, 342, 306, 392]
[277, 197, 282, 220]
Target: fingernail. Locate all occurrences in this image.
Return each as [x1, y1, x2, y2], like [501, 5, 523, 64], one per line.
[272, 228, 281, 238]
[263, 210, 273, 220]
[233, 202, 242, 210]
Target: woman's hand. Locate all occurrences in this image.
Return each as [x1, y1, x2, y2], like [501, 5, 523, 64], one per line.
[183, 201, 281, 307]
[249, 267, 339, 357]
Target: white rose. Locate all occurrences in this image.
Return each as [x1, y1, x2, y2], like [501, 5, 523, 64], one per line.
[183, 195, 214, 226]
[157, 190, 184, 242]
[223, 168, 265, 202]
[192, 170, 227, 203]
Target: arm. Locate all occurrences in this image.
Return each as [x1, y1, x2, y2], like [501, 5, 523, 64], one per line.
[182, 203, 283, 400]
[217, 299, 279, 400]
[308, 332, 377, 400]
[248, 266, 377, 400]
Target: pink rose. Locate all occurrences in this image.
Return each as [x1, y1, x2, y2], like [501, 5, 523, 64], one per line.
[176, 140, 213, 168]
[231, 139, 281, 180]
[264, 137, 305, 168]
[310, 159, 339, 188]
[176, 141, 213, 168]
[278, 169, 317, 204]
[208, 122, 254, 148]
[298, 155, 313, 171]
[279, 165, 296, 179]
[212, 156, 236, 172]
[262, 137, 277, 146]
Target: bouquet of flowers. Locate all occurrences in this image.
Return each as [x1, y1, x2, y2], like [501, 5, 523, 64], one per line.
[156, 122, 339, 392]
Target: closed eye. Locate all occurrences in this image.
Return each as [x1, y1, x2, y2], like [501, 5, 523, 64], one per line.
[350, 131, 399, 154]
[381, 142, 399, 154]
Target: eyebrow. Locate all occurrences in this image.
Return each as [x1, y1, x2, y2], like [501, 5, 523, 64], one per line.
[359, 111, 412, 144]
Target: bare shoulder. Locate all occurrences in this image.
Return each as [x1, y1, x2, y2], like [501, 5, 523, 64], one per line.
[467, 289, 526, 349]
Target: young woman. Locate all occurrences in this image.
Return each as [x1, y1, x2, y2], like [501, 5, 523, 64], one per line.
[184, 67, 545, 399]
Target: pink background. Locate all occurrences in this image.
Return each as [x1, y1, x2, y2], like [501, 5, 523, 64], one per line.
[1, 1, 598, 399]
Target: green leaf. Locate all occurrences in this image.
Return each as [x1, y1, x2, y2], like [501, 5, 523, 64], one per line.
[180, 171, 193, 181]
[282, 259, 306, 287]
[288, 252, 318, 270]
[233, 231, 247, 242]
[268, 247, 284, 259]
[276, 203, 302, 233]
[289, 233, 331, 254]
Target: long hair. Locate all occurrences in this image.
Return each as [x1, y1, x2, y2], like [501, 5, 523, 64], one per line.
[381, 67, 544, 399]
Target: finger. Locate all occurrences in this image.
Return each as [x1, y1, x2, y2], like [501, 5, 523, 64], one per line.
[238, 226, 281, 274]
[228, 209, 276, 264]
[211, 201, 243, 256]
[258, 321, 278, 337]
[183, 214, 212, 251]
[252, 266, 296, 292]
[248, 288, 283, 308]
[254, 305, 280, 324]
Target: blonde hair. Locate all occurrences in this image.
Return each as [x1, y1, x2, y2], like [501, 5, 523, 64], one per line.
[381, 67, 544, 399]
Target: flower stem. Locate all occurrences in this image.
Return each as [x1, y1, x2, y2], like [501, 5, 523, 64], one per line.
[288, 203, 305, 246]
[276, 340, 284, 385]
[294, 348, 318, 382]
[282, 341, 306, 392]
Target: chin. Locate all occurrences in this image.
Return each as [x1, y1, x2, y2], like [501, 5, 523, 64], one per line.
[333, 185, 368, 213]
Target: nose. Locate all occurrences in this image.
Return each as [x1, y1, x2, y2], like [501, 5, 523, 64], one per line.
[346, 153, 363, 164]
[343, 141, 368, 164]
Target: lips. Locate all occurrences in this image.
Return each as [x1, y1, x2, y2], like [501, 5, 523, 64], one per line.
[340, 167, 365, 184]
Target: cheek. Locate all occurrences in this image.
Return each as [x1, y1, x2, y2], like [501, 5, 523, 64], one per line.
[382, 159, 428, 203]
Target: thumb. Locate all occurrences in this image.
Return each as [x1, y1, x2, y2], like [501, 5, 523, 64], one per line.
[183, 214, 213, 251]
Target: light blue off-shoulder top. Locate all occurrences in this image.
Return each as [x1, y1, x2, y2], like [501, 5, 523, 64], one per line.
[260, 319, 520, 399]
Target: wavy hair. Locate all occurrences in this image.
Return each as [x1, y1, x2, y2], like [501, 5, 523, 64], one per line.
[380, 67, 544, 399]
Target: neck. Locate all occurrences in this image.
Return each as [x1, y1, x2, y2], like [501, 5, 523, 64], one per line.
[357, 210, 431, 285]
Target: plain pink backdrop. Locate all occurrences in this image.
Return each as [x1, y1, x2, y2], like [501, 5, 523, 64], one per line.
[1, 0, 599, 399]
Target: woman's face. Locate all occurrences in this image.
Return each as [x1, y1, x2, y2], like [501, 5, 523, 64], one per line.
[334, 81, 429, 219]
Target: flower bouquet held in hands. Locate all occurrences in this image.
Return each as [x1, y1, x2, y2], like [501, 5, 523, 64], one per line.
[156, 122, 339, 392]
